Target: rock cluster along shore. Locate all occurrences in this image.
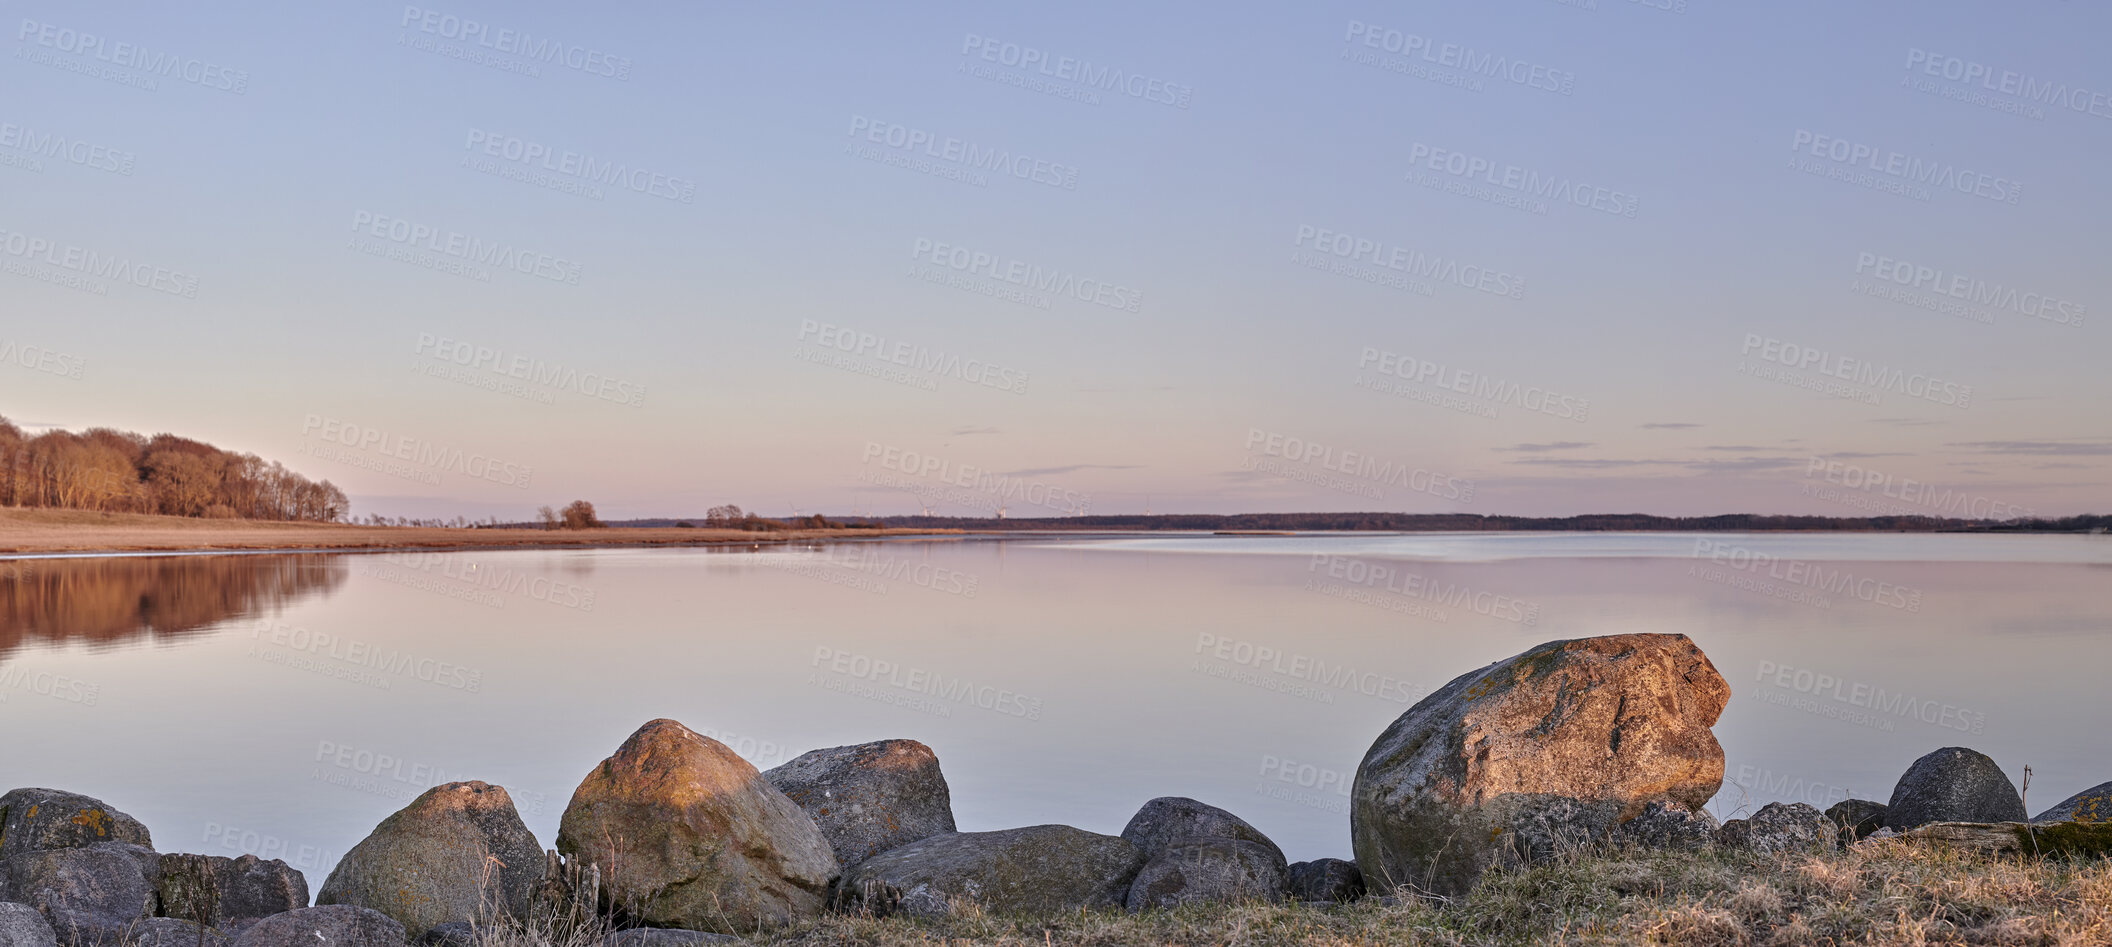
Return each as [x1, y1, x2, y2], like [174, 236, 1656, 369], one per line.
[6, 633, 2109, 945]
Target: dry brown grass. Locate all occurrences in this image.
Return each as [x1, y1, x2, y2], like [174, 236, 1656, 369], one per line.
[610, 841, 2112, 946]
[0, 507, 952, 555]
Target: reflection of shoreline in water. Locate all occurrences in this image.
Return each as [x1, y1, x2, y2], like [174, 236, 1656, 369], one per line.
[0, 555, 348, 661]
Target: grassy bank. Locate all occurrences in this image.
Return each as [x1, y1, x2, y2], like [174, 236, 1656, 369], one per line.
[462, 839, 2111, 946]
[0, 508, 955, 555]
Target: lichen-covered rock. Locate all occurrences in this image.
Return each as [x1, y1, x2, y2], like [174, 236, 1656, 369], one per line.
[1825, 799, 1889, 844]
[836, 825, 1142, 918]
[1, 842, 159, 945]
[1715, 819, 1749, 848]
[0, 902, 56, 947]
[318, 781, 543, 938]
[1884, 748, 2025, 831]
[1285, 859, 1364, 903]
[1352, 634, 1729, 898]
[1119, 798, 1284, 869]
[156, 852, 309, 933]
[763, 740, 956, 869]
[2032, 780, 2112, 824]
[1734, 803, 1832, 854]
[1617, 802, 1719, 851]
[0, 790, 153, 862]
[603, 929, 739, 947]
[230, 905, 406, 947]
[557, 719, 837, 933]
[126, 917, 230, 947]
[1125, 840, 1285, 911]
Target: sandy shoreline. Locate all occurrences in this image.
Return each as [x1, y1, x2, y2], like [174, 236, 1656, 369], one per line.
[0, 509, 958, 557]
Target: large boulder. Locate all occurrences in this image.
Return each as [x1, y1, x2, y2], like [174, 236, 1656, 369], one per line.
[230, 905, 405, 947]
[1124, 840, 1283, 911]
[1285, 859, 1364, 903]
[0, 790, 152, 861]
[2, 842, 158, 946]
[1616, 801, 1719, 852]
[762, 740, 956, 868]
[318, 782, 542, 938]
[1119, 798, 1284, 868]
[2033, 780, 2112, 824]
[156, 853, 309, 933]
[1730, 803, 1832, 854]
[556, 719, 837, 933]
[835, 825, 1142, 918]
[1884, 748, 2025, 831]
[0, 902, 56, 947]
[1351, 634, 1729, 898]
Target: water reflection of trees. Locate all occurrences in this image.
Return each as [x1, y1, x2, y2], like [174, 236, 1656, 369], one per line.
[0, 555, 347, 661]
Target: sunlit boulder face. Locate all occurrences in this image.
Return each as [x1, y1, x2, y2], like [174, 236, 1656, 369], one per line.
[316, 782, 542, 938]
[1352, 634, 1730, 898]
[556, 719, 837, 934]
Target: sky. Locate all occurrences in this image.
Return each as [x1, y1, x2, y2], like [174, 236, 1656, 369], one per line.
[2, 0, 2107, 520]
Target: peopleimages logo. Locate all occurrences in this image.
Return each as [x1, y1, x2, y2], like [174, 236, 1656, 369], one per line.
[1789, 130, 2022, 205]
[910, 238, 1141, 313]
[462, 129, 696, 203]
[1242, 429, 1475, 502]
[1852, 253, 2084, 327]
[846, 116, 1079, 190]
[1293, 226, 1524, 299]
[298, 414, 534, 489]
[16, 18, 250, 93]
[959, 34, 1193, 108]
[1738, 334, 1971, 409]
[353, 212, 581, 284]
[1405, 143, 1637, 217]
[400, 6, 632, 79]
[1690, 538, 1922, 611]
[1904, 48, 2112, 121]
[1342, 21, 1576, 95]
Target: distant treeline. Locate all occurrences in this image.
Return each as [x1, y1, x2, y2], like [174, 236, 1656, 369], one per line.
[0, 417, 347, 521]
[813, 512, 2112, 533]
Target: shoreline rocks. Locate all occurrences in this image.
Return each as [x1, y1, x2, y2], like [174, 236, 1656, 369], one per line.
[1884, 747, 2026, 831]
[556, 719, 838, 934]
[763, 740, 956, 870]
[317, 781, 543, 938]
[1352, 634, 1729, 897]
[836, 825, 1141, 918]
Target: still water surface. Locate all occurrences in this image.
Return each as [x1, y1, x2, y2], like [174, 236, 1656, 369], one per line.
[3, 532, 2108, 887]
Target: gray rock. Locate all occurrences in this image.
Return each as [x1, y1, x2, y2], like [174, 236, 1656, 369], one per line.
[1884, 748, 2025, 831]
[1861, 826, 1899, 842]
[1352, 634, 1728, 898]
[763, 740, 956, 869]
[603, 930, 738, 947]
[1617, 802, 1719, 851]
[1285, 859, 1364, 903]
[2032, 780, 2112, 824]
[1118, 798, 1284, 870]
[0, 790, 153, 862]
[1715, 819, 1749, 849]
[2, 842, 158, 945]
[1737, 803, 1833, 854]
[416, 921, 476, 947]
[124, 917, 230, 947]
[1125, 840, 1285, 911]
[0, 902, 56, 947]
[1825, 799, 1889, 843]
[230, 905, 406, 947]
[557, 719, 837, 933]
[318, 781, 543, 938]
[156, 853, 309, 933]
[836, 825, 1143, 918]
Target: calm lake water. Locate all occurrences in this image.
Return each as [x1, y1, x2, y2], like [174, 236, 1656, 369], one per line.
[4, 532, 2109, 888]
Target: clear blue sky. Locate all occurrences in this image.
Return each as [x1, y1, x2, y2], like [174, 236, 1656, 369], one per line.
[4, 0, 2105, 519]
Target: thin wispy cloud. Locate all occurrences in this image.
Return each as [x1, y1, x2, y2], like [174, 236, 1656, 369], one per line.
[1499, 442, 1595, 453]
